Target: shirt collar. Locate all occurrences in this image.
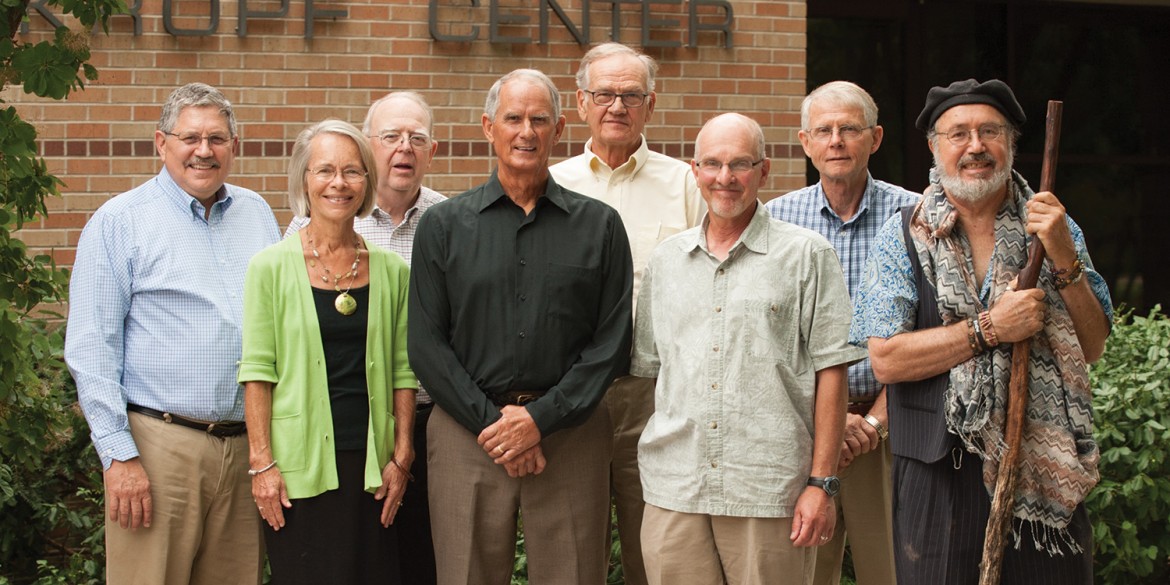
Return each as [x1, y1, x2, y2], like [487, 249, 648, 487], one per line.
[691, 202, 770, 256]
[157, 167, 230, 219]
[816, 171, 874, 224]
[474, 171, 570, 214]
[583, 135, 649, 175]
[371, 188, 428, 224]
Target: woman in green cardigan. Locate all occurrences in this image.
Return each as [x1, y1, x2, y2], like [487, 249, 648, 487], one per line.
[239, 119, 417, 584]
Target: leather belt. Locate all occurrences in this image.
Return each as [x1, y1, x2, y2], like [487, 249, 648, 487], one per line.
[489, 390, 547, 407]
[127, 404, 247, 438]
[848, 401, 875, 416]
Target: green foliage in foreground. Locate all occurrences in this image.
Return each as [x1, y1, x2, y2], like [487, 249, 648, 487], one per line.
[1087, 305, 1170, 583]
[0, 364, 104, 584]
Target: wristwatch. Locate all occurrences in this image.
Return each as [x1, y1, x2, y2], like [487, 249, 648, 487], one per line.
[807, 475, 840, 497]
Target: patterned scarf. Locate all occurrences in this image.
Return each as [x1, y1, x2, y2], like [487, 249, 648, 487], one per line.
[906, 169, 1099, 553]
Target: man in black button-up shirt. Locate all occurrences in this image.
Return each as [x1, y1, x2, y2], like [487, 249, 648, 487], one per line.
[408, 68, 633, 585]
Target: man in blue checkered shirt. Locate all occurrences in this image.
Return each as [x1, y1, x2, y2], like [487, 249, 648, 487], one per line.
[765, 81, 918, 585]
[65, 83, 279, 585]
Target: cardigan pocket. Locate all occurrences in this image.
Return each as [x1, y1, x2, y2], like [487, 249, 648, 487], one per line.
[270, 414, 307, 472]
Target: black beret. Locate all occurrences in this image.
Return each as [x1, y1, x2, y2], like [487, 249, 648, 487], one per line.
[915, 78, 1026, 132]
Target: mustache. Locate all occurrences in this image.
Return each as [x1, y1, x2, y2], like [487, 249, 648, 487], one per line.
[959, 152, 996, 166]
[188, 156, 220, 168]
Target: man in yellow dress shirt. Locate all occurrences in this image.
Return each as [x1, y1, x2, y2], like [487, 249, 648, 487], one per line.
[550, 42, 705, 585]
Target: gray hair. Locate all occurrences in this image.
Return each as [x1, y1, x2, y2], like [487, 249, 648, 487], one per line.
[287, 120, 377, 219]
[801, 81, 878, 129]
[575, 42, 658, 93]
[158, 83, 237, 137]
[363, 91, 434, 135]
[484, 69, 561, 121]
[695, 113, 767, 161]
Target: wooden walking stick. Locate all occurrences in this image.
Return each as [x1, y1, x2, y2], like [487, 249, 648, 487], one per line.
[978, 100, 1064, 585]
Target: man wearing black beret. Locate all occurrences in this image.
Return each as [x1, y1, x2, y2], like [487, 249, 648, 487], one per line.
[849, 78, 1113, 584]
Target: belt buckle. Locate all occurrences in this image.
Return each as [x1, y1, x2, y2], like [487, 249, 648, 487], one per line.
[206, 422, 219, 436]
[514, 394, 539, 405]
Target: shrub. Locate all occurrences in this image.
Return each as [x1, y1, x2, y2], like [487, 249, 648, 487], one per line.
[0, 356, 104, 584]
[1088, 305, 1170, 583]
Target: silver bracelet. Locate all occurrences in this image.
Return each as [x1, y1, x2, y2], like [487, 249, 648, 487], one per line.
[862, 414, 888, 442]
[248, 460, 278, 476]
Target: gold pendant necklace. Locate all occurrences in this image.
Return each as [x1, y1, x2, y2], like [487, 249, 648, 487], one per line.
[307, 233, 363, 316]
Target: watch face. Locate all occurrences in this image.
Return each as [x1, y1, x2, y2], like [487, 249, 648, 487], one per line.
[824, 476, 841, 496]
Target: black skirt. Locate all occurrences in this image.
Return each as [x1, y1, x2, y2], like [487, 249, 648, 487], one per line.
[264, 449, 400, 585]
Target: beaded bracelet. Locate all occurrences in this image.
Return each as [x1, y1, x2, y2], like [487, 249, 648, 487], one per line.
[1052, 259, 1085, 290]
[966, 318, 984, 355]
[248, 460, 277, 476]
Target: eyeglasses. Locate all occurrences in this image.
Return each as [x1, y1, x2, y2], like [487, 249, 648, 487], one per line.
[937, 124, 1008, 146]
[372, 131, 431, 150]
[584, 90, 649, 108]
[696, 158, 765, 174]
[306, 166, 368, 184]
[164, 132, 233, 148]
[805, 125, 873, 142]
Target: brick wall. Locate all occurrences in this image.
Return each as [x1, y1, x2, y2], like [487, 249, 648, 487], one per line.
[8, 0, 808, 267]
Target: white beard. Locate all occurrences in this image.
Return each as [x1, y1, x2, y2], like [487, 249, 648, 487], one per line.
[934, 149, 1014, 204]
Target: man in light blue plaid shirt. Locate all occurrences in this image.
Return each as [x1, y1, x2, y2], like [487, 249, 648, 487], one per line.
[765, 81, 918, 585]
[65, 83, 279, 585]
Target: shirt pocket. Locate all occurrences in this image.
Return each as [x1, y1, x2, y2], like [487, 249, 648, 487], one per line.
[742, 299, 798, 363]
[633, 224, 683, 271]
[545, 262, 601, 328]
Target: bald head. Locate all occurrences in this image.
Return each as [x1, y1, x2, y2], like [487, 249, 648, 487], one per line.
[695, 113, 766, 161]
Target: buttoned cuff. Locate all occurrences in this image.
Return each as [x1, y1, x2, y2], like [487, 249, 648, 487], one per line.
[94, 429, 140, 470]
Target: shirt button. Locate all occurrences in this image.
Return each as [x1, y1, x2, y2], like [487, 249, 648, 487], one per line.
[711, 461, 718, 468]
[713, 345, 719, 352]
[519, 331, 526, 338]
[709, 421, 718, 429]
[710, 383, 718, 390]
[717, 268, 725, 275]
[519, 259, 527, 266]
[519, 294, 527, 301]
[714, 306, 721, 312]
[770, 304, 778, 312]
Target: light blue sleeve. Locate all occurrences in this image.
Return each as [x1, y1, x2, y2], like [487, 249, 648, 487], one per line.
[849, 213, 918, 347]
[64, 209, 139, 469]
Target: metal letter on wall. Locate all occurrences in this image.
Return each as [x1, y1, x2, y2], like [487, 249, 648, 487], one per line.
[238, 0, 290, 36]
[23, 0, 143, 35]
[21, 0, 63, 32]
[429, 0, 480, 42]
[163, 0, 220, 36]
[540, 0, 588, 45]
[689, 0, 733, 48]
[489, 0, 530, 44]
[642, 0, 681, 48]
[304, 0, 346, 39]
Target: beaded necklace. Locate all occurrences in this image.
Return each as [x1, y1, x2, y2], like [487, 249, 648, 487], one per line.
[307, 233, 363, 315]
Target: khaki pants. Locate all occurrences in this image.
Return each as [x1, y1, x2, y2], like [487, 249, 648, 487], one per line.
[428, 404, 612, 585]
[106, 411, 263, 585]
[641, 504, 813, 585]
[812, 440, 896, 585]
[604, 375, 655, 585]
